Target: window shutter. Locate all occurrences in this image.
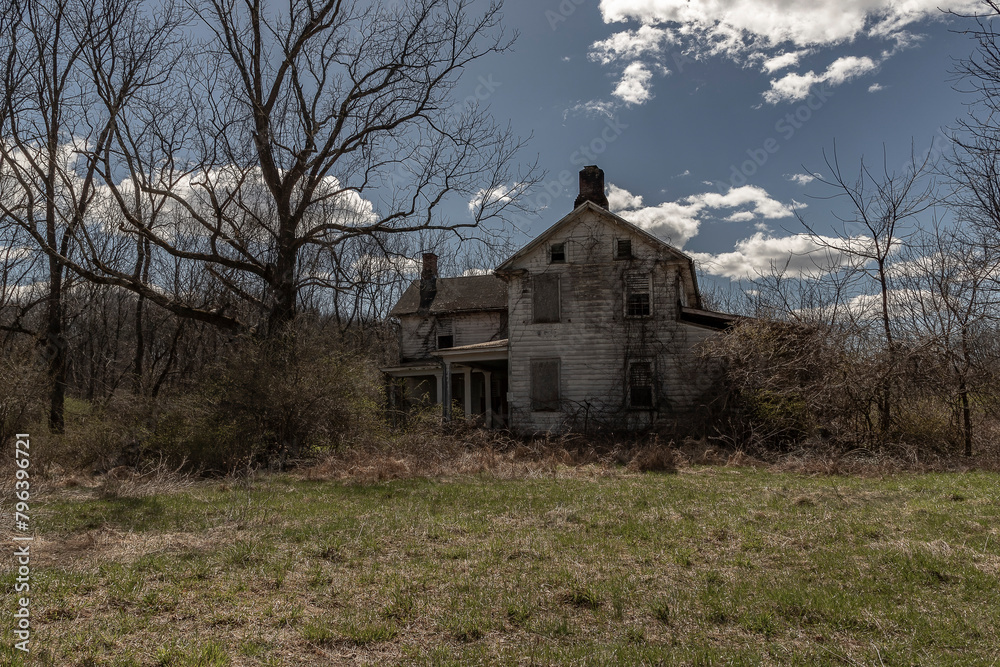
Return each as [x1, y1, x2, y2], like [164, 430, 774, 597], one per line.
[531, 359, 560, 411]
[533, 274, 561, 323]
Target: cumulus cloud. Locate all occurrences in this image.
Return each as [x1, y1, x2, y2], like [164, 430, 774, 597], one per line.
[760, 49, 811, 73]
[787, 172, 819, 185]
[868, 82, 885, 93]
[691, 232, 865, 280]
[607, 183, 645, 210]
[590, 25, 677, 65]
[590, 0, 977, 104]
[763, 55, 878, 103]
[608, 183, 798, 247]
[613, 62, 657, 104]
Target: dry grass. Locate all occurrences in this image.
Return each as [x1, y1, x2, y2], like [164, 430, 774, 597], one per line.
[3, 431, 1000, 665]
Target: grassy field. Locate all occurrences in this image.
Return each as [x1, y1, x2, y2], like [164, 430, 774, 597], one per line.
[2, 463, 999, 665]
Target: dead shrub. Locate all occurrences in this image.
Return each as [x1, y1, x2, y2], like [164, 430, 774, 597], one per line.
[627, 443, 679, 473]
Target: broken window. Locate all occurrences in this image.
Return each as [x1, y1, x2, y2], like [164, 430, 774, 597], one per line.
[549, 242, 566, 263]
[436, 318, 454, 349]
[531, 359, 560, 411]
[616, 238, 632, 259]
[625, 272, 651, 317]
[629, 361, 654, 408]
[533, 274, 560, 323]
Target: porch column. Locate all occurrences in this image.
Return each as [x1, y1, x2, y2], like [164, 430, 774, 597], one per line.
[441, 360, 452, 422]
[435, 373, 442, 407]
[463, 366, 472, 419]
[483, 370, 493, 428]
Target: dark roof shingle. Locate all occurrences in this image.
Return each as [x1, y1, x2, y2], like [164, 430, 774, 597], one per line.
[389, 274, 507, 316]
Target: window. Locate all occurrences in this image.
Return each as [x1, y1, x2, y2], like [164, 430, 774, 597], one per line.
[549, 242, 566, 263]
[629, 361, 654, 408]
[436, 319, 454, 349]
[533, 274, 560, 323]
[531, 359, 560, 411]
[616, 238, 632, 259]
[625, 272, 651, 317]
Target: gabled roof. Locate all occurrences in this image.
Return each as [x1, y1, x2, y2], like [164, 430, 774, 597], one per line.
[495, 201, 694, 272]
[494, 200, 703, 308]
[388, 274, 507, 317]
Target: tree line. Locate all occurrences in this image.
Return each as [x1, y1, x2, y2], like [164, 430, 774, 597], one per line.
[0, 0, 535, 457]
[699, 4, 1000, 459]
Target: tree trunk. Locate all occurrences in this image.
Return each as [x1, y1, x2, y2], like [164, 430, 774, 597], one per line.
[960, 379, 973, 457]
[45, 254, 66, 433]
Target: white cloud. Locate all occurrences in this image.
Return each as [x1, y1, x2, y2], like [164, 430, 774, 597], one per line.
[590, 25, 676, 65]
[564, 99, 618, 118]
[608, 183, 797, 247]
[613, 62, 656, 105]
[598, 1, 978, 52]
[592, 0, 977, 103]
[607, 183, 645, 210]
[691, 232, 865, 280]
[787, 172, 819, 185]
[761, 49, 811, 73]
[868, 82, 885, 93]
[468, 182, 526, 214]
[763, 55, 877, 103]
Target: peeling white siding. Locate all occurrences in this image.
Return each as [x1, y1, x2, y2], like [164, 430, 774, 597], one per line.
[398, 311, 506, 361]
[503, 210, 720, 433]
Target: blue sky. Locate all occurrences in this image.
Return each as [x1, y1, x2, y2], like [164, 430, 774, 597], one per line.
[445, 0, 985, 282]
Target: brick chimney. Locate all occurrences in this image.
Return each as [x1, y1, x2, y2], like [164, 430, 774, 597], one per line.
[574, 165, 609, 209]
[419, 252, 438, 310]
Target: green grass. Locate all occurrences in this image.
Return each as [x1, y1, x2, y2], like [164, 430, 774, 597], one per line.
[3, 466, 1000, 664]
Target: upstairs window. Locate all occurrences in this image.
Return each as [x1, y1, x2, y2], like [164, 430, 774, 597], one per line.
[628, 361, 654, 408]
[625, 272, 651, 318]
[533, 274, 561, 323]
[616, 238, 632, 260]
[436, 319, 454, 349]
[549, 242, 566, 263]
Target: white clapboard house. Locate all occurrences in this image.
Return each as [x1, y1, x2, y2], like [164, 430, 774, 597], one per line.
[382, 166, 736, 432]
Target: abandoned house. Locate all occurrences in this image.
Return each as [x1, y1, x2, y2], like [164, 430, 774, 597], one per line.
[382, 165, 736, 433]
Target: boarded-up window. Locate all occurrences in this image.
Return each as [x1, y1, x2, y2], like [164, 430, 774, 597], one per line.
[531, 359, 560, 411]
[629, 361, 654, 408]
[533, 274, 560, 323]
[625, 272, 651, 317]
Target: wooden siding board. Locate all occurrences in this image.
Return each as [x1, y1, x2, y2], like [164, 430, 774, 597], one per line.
[504, 208, 722, 433]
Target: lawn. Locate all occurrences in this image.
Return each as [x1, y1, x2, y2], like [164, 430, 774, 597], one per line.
[2, 464, 999, 665]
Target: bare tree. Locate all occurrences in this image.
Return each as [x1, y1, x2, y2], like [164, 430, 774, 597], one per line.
[80, 0, 539, 336]
[798, 142, 937, 433]
[0, 0, 183, 429]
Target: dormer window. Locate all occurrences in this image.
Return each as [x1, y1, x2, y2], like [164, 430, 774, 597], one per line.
[549, 242, 566, 264]
[616, 239, 632, 260]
